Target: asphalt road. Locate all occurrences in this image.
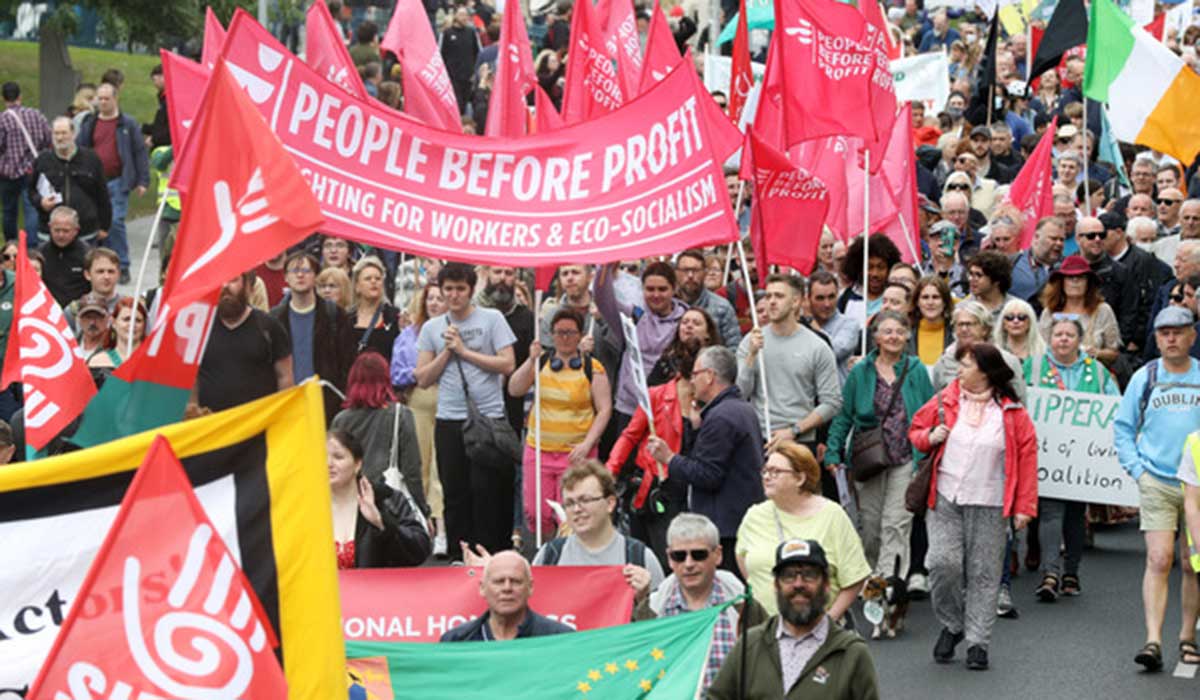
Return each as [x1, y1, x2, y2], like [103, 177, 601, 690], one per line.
[862, 522, 1199, 700]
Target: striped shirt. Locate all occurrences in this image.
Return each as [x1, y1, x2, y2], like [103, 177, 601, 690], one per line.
[524, 357, 604, 452]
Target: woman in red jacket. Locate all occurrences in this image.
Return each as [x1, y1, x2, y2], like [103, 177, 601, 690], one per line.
[908, 342, 1038, 672]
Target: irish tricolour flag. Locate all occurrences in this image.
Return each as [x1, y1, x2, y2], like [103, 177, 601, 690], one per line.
[1083, 0, 1200, 163]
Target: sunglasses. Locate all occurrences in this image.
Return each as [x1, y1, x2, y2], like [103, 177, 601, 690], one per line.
[1156, 198, 1181, 205]
[1004, 313, 1029, 322]
[1, 254, 13, 261]
[1170, 293, 1187, 303]
[1078, 232, 1105, 240]
[620, 264, 640, 273]
[668, 548, 711, 563]
[946, 184, 971, 192]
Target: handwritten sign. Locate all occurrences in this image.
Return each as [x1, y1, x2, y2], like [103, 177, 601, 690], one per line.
[1026, 387, 1137, 507]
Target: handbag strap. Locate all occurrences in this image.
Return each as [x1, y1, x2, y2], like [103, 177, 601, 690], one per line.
[357, 303, 386, 352]
[389, 402, 401, 473]
[447, 317, 473, 403]
[880, 355, 910, 421]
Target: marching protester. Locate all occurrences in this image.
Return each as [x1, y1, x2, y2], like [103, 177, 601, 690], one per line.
[933, 300, 1027, 402]
[63, 248, 121, 333]
[29, 117, 109, 245]
[1037, 255, 1122, 369]
[0, 81, 51, 239]
[1115, 307, 1200, 671]
[350, 256, 402, 361]
[441, 551, 572, 641]
[674, 249, 742, 349]
[38, 206, 91, 307]
[910, 343, 1038, 670]
[992, 298, 1045, 383]
[911, 276, 955, 370]
[477, 265, 536, 436]
[808, 270, 860, 381]
[85, 296, 145, 373]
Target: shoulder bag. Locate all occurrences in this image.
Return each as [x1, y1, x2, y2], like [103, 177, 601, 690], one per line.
[454, 354, 522, 467]
[904, 393, 945, 516]
[849, 357, 911, 482]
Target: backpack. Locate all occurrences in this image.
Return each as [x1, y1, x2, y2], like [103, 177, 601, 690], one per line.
[538, 352, 594, 386]
[539, 535, 647, 567]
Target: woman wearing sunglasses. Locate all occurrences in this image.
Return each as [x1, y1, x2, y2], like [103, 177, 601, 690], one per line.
[509, 307, 612, 543]
[993, 299, 1045, 385]
[1037, 255, 1122, 368]
[734, 441, 870, 620]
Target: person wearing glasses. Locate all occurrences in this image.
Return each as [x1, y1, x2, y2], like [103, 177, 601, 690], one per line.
[634, 513, 768, 691]
[1036, 255, 1122, 369]
[921, 221, 969, 298]
[675, 249, 741, 350]
[709, 538, 879, 699]
[949, 151, 997, 219]
[1075, 216, 1140, 357]
[1151, 189, 1189, 265]
[939, 185, 984, 259]
[932, 300, 1027, 402]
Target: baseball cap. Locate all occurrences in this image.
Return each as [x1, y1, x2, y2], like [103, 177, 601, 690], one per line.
[76, 293, 108, 317]
[773, 539, 829, 575]
[1057, 124, 1080, 139]
[931, 220, 959, 237]
[970, 125, 992, 139]
[1098, 210, 1126, 232]
[1154, 307, 1195, 330]
[918, 194, 941, 215]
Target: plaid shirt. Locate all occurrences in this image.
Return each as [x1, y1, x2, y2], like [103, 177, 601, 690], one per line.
[0, 105, 51, 180]
[661, 580, 735, 689]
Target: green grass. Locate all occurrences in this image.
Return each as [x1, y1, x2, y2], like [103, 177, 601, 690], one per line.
[0, 40, 164, 220]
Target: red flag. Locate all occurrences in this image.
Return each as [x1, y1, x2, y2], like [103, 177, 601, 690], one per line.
[561, 0, 624, 123]
[26, 436, 286, 700]
[1005, 118, 1058, 249]
[858, 0, 898, 168]
[852, 103, 919, 262]
[202, 6, 226, 70]
[161, 59, 324, 314]
[0, 231, 95, 450]
[861, 0, 900, 61]
[534, 85, 565, 132]
[381, 0, 463, 131]
[729, 0, 753, 122]
[160, 50, 209, 151]
[681, 50, 743, 163]
[600, 0, 644, 100]
[773, 0, 883, 150]
[748, 129, 830, 279]
[1143, 13, 1166, 42]
[638, 1, 681, 94]
[486, 5, 536, 137]
[306, 0, 369, 100]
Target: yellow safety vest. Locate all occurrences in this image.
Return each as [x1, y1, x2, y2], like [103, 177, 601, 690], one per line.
[1185, 432, 1200, 571]
[150, 146, 181, 212]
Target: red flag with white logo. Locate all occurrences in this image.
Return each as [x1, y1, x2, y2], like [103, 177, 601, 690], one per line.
[1005, 117, 1058, 249]
[561, 0, 624, 123]
[773, 0, 883, 151]
[381, 0, 463, 130]
[729, 0, 753, 122]
[202, 6, 226, 70]
[599, 0, 644, 100]
[748, 129, 830, 279]
[306, 0, 369, 100]
[486, 4, 537, 137]
[160, 49, 209, 151]
[26, 435, 286, 700]
[638, 1, 680, 94]
[160, 59, 324, 315]
[0, 231, 95, 450]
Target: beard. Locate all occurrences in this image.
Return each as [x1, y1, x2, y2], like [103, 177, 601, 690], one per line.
[217, 287, 249, 321]
[776, 584, 827, 628]
[486, 281, 515, 309]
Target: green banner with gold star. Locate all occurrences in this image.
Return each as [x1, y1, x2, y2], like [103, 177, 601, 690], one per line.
[344, 604, 726, 699]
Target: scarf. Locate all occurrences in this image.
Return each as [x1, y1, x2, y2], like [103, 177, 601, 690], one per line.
[959, 386, 994, 428]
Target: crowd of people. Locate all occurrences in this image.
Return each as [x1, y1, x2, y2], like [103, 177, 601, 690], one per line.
[3, 0, 1200, 696]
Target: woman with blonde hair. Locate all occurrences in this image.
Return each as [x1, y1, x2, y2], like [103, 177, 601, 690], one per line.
[992, 298, 1045, 384]
[351, 256, 401, 360]
[316, 267, 353, 309]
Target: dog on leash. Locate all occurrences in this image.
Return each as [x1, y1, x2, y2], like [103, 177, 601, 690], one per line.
[860, 555, 910, 639]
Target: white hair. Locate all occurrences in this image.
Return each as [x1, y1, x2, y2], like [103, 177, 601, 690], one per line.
[993, 298, 1046, 360]
[1127, 215, 1158, 238]
[667, 513, 720, 548]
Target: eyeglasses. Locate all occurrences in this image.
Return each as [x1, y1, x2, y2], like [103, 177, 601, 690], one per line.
[692, 367, 715, 380]
[286, 267, 314, 275]
[1056, 137, 1073, 144]
[777, 567, 824, 584]
[1156, 198, 1182, 205]
[667, 548, 712, 563]
[954, 320, 980, 329]
[553, 329, 580, 337]
[1003, 313, 1029, 322]
[946, 184, 971, 192]
[1078, 232, 1105, 240]
[677, 267, 704, 277]
[1170, 293, 1187, 303]
[620, 264, 640, 273]
[562, 494, 607, 510]
[1, 254, 13, 261]
[762, 467, 796, 479]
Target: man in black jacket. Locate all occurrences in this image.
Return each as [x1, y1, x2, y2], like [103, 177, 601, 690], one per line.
[1102, 211, 1172, 360]
[440, 6, 481, 115]
[268, 251, 356, 424]
[38, 206, 91, 306]
[1077, 216, 1138, 351]
[28, 117, 110, 244]
[441, 551, 572, 641]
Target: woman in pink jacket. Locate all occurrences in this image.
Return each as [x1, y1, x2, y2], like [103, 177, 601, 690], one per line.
[909, 342, 1038, 672]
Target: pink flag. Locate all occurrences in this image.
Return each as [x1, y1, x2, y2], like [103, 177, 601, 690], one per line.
[845, 104, 918, 262]
[160, 50, 208, 150]
[861, 0, 901, 60]
[201, 7, 226, 70]
[638, 1, 681, 94]
[773, 0, 882, 149]
[486, 5, 536, 137]
[749, 129, 830, 279]
[381, 0, 463, 131]
[534, 85, 565, 132]
[306, 0, 369, 99]
[600, 0, 644, 100]
[729, 0, 753, 123]
[561, 0, 624, 123]
[859, 0, 899, 163]
[1005, 118, 1058, 249]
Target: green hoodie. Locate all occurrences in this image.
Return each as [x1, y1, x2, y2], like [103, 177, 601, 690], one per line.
[707, 616, 880, 700]
[824, 350, 936, 469]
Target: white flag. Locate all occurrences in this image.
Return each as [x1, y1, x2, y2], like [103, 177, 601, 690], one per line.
[890, 53, 951, 114]
[702, 53, 767, 98]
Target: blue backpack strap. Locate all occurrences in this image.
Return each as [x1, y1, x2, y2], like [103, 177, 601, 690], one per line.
[541, 536, 567, 565]
[624, 536, 646, 568]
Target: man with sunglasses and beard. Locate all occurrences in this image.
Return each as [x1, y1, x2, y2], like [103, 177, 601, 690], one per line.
[635, 514, 768, 692]
[195, 271, 294, 413]
[708, 539, 879, 699]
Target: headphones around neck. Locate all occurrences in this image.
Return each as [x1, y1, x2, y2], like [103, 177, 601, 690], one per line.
[549, 355, 583, 372]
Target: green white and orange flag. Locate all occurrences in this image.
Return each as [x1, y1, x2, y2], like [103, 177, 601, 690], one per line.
[344, 604, 726, 699]
[1083, 0, 1200, 164]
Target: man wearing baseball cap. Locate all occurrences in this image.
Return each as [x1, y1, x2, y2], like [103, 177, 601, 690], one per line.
[1115, 307, 1200, 671]
[708, 539, 878, 699]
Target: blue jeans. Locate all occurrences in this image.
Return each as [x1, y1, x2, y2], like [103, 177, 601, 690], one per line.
[104, 178, 130, 270]
[0, 175, 38, 241]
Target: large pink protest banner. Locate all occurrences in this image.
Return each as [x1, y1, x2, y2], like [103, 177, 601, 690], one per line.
[214, 12, 739, 267]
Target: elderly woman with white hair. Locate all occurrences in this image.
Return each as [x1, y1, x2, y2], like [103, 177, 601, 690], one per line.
[992, 298, 1046, 384]
[932, 300, 1027, 401]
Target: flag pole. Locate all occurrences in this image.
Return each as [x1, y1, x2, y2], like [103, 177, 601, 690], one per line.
[861, 149, 871, 355]
[897, 214, 922, 265]
[724, 180, 747, 287]
[735, 237, 771, 435]
[1081, 95, 1091, 216]
[534, 288, 544, 549]
[128, 194, 169, 357]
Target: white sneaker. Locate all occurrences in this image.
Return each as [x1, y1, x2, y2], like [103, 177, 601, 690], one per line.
[997, 584, 1019, 619]
[908, 573, 929, 598]
[433, 533, 448, 557]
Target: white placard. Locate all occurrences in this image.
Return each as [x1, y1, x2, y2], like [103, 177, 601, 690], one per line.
[619, 313, 654, 423]
[1026, 387, 1138, 507]
[891, 52, 951, 114]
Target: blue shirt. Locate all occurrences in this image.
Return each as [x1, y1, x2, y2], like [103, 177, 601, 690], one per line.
[1114, 358, 1200, 485]
[289, 304, 315, 383]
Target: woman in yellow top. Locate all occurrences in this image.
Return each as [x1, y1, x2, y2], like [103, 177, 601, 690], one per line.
[736, 441, 870, 618]
[508, 308, 612, 542]
[911, 276, 955, 371]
